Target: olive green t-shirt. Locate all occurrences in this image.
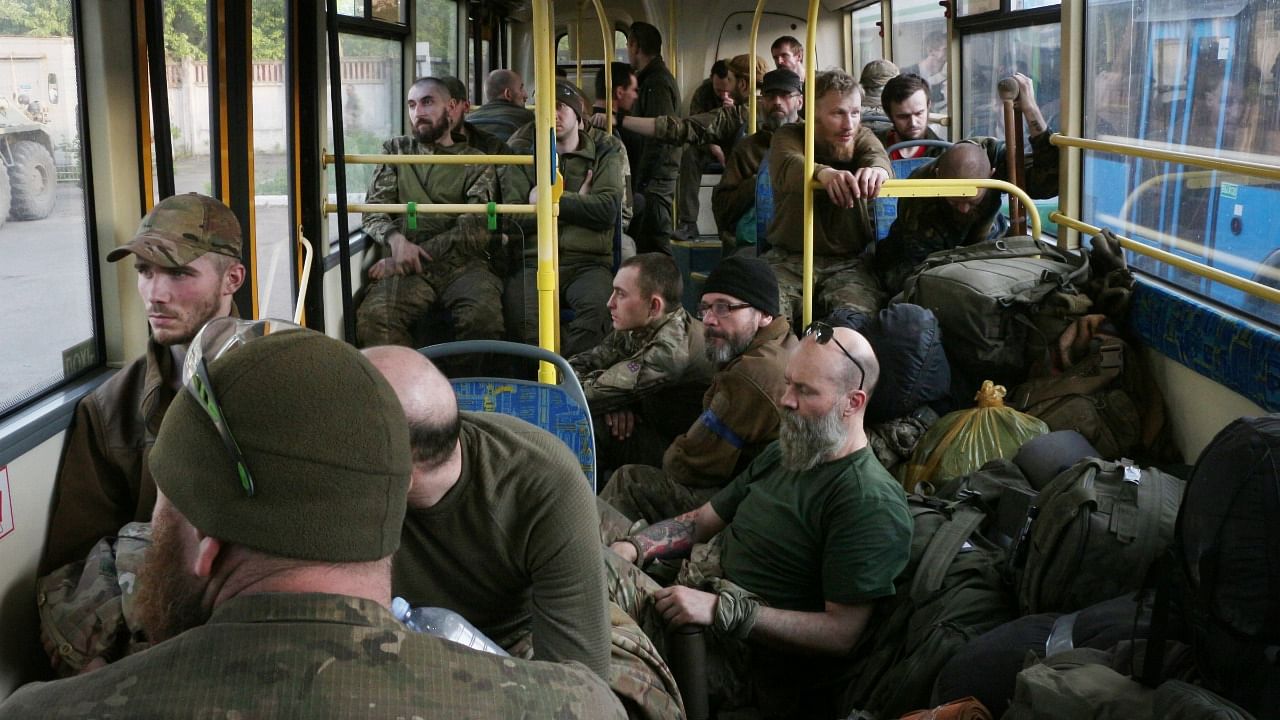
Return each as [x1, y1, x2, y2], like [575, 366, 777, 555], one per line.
[711, 443, 912, 611]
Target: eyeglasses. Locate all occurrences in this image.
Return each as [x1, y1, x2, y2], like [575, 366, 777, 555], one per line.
[696, 301, 752, 320]
[804, 321, 866, 391]
[182, 317, 305, 497]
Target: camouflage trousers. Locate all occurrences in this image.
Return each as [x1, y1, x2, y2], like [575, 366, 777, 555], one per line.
[506, 600, 687, 720]
[761, 248, 886, 327]
[355, 253, 503, 348]
[504, 260, 613, 358]
[600, 464, 722, 526]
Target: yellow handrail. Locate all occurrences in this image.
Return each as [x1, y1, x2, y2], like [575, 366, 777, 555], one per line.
[323, 152, 534, 166]
[1051, 212, 1280, 305]
[802, 0, 819, 327]
[1050, 134, 1280, 182]
[323, 202, 538, 215]
[748, 0, 767, 135]
[803, 177, 1045, 241]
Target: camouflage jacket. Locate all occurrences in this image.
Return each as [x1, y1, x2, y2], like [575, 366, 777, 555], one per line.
[651, 103, 752, 150]
[38, 338, 173, 575]
[873, 132, 1061, 292]
[766, 123, 892, 257]
[4, 593, 627, 719]
[460, 121, 529, 211]
[712, 128, 773, 249]
[569, 307, 714, 413]
[361, 134, 497, 262]
[508, 124, 625, 268]
[590, 110, 636, 228]
[663, 317, 798, 489]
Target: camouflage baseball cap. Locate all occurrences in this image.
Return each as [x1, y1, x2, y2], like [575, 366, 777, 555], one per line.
[106, 193, 242, 267]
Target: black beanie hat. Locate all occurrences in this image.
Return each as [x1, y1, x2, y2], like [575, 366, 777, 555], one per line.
[149, 329, 412, 563]
[702, 255, 781, 317]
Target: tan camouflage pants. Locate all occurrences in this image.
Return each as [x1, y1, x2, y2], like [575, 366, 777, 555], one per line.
[600, 464, 722, 526]
[761, 248, 886, 327]
[355, 256, 503, 348]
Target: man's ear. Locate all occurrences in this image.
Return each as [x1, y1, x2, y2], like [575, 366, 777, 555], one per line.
[648, 294, 664, 318]
[223, 262, 246, 295]
[193, 535, 223, 579]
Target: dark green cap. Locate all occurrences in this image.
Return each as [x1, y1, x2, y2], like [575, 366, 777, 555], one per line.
[149, 329, 412, 562]
[107, 193, 243, 267]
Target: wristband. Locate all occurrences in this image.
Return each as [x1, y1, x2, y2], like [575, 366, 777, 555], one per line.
[624, 537, 647, 568]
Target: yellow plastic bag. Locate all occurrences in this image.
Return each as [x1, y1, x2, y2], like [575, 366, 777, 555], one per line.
[899, 381, 1049, 494]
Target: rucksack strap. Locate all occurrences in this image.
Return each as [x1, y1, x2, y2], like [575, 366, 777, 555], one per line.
[910, 505, 987, 601]
[1140, 552, 1173, 687]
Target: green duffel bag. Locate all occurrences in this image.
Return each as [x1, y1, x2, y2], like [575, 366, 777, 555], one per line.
[1017, 457, 1184, 614]
[1004, 648, 1154, 720]
[901, 237, 1090, 387]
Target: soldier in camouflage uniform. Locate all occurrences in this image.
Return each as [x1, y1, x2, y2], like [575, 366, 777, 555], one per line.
[38, 192, 244, 594]
[571, 253, 715, 470]
[873, 73, 1058, 293]
[765, 69, 892, 325]
[4, 328, 625, 719]
[356, 76, 504, 348]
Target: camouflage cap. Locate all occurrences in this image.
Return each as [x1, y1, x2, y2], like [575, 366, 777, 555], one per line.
[728, 54, 770, 86]
[859, 59, 900, 92]
[106, 193, 242, 267]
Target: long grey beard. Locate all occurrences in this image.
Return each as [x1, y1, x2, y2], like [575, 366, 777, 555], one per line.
[778, 404, 846, 472]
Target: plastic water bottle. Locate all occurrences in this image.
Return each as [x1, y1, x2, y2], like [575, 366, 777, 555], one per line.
[390, 597, 510, 656]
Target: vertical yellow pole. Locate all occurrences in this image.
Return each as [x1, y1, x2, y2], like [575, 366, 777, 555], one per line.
[802, 0, 819, 328]
[590, 0, 612, 133]
[534, 0, 558, 381]
[749, 0, 766, 134]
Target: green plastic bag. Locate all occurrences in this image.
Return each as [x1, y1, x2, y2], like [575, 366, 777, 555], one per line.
[900, 381, 1048, 494]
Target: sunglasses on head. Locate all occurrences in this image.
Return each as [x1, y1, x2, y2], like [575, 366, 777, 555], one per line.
[804, 321, 866, 391]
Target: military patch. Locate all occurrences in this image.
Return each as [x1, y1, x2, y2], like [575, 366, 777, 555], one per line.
[627, 361, 641, 373]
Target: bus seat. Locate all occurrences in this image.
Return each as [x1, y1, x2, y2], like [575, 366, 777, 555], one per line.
[755, 153, 774, 255]
[683, 271, 709, 315]
[875, 141, 953, 241]
[419, 340, 598, 492]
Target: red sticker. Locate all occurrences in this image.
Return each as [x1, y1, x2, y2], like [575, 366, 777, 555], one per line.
[0, 467, 13, 540]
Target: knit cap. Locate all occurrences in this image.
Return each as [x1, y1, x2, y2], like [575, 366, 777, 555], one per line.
[149, 329, 412, 562]
[702, 255, 781, 317]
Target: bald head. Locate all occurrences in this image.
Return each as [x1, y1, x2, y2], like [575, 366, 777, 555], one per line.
[936, 142, 993, 180]
[485, 69, 524, 103]
[362, 346, 460, 466]
[819, 326, 880, 398]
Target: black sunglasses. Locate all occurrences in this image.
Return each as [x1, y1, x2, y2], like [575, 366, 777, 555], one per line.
[804, 321, 866, 391]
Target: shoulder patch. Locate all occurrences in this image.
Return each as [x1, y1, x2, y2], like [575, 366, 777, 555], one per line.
[627, 361, 641, 373]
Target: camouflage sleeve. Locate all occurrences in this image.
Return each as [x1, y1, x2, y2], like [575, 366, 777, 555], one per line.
[662, 371, 780, 488]
[651, 106, 744, 148]
[38, 522, 152, 676]
[560, 141, 624, 232]
[570, 331, 628, 376]
[579, 325, 691, 413]
[712, 140, 758, 234]
[361, 138, 404, 246]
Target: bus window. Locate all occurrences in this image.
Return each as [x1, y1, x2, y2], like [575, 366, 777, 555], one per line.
[1082, 0, 1280, 326]
[0, 3, 97, 417]
[959, 23, 1060, 138]
[251, 0, 293, 319]
[417, 0, 459, 77]
[957, 0, 1000, 16]
[849, 4, 883, 71]
[373, 0, 402, 23]
[163, 0, 213, 200]
[890, 0, 949, 138]
[328, 34, 403, 244]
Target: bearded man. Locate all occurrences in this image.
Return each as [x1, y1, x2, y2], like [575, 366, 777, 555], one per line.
[764, 68, 892, 324]
[598, 256, 797, 523]
[603, 322, 912, 718]
[356, 76, 503, 348]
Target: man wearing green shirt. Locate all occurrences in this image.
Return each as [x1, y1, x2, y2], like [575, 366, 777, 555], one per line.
[606, 324, 912, 717]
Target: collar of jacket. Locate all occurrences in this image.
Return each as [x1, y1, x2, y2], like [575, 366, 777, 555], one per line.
[726, 314, 792, 370]
[636, 56, 669, 83]
[141, 303, 241, 437]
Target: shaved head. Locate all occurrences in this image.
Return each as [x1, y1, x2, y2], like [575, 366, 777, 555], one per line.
[828, 326, 879, 397]
[362, 346, 459, 467]
[936, 142, 993, 179]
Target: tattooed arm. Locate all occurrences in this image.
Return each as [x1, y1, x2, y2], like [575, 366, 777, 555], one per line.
[609, 502, 727, 566]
